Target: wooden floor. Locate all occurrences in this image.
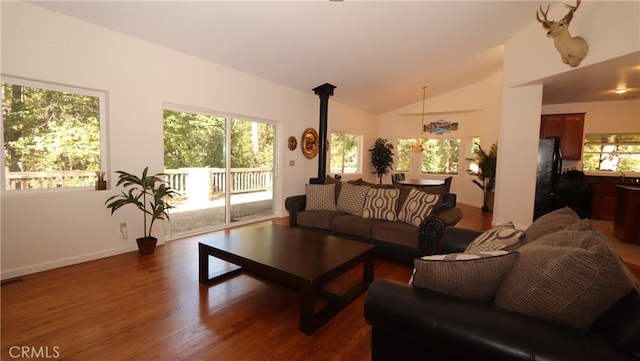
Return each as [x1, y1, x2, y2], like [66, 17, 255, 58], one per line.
[1, 203, 638, 360]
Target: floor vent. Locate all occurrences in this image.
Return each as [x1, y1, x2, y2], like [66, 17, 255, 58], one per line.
[1, 277, 24, 286]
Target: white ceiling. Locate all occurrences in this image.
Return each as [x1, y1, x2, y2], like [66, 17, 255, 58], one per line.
[30, 0, 639, 115]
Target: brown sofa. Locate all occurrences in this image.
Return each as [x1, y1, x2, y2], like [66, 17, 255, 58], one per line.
[284, 177, 463, 264]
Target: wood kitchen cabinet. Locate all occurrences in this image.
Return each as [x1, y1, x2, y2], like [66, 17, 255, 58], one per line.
[540, 113, 585, 160]
[592, 183, 618, 220]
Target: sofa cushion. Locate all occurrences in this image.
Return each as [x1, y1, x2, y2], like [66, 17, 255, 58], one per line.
[522, 206, 580, 245]
[464, 221, 524, 253]
[330, 214, 382, 239]
[371, 221, 419, 249]
[397, 188, 440, 227]
[337, 182, 370, 216]
[305, 184, 337, 211]
[411, 251, 519, 302]
[352, 179, 395, 189]
[297, 210, 345, 230]
[362, 188, 400, 221]
[494, 219, 634, 330]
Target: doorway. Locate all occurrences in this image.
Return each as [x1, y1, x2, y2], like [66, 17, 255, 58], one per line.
[163, 107, 276, 239]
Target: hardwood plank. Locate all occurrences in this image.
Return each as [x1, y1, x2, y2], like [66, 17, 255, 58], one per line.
[3, 204, 635, 360]
[1, 218, 412, 360]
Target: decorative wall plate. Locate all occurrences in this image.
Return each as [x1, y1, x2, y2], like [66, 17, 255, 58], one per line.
[288, 136, 297, 151]
[301, 128, 319, 159]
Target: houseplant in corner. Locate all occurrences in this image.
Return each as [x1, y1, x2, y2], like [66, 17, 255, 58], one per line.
[468, 142, 497, 212]
[105, 167, 176, 254]
[369, 137, 394, 184]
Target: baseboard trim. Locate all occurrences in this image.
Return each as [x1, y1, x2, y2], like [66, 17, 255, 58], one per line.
[1, 244, 139, 281]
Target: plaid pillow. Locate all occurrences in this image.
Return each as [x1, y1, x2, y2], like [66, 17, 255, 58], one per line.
[411, 251, 519, 302]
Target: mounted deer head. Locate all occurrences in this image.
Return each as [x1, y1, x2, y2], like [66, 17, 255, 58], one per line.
[537, 0, 588, 67]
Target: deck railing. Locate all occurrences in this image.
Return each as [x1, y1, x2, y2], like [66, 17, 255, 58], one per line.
[164, 167, 273, 200]
[4, 168, 273, 198]
[5, 171, 97, 190]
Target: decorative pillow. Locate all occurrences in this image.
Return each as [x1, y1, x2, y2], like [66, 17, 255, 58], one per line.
[494, 223, 634, 330]
[305, 184, 337, 211]
[522, 206, 580, 245]
[464, 221, 524, 253]
[362, 188, 400, 221]
[397, 188, 440, 227]
[411, 251, 519, 302]
[337, 182, 370, 216]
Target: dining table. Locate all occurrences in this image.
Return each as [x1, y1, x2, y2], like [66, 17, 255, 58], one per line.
[395, 179, 444, 187]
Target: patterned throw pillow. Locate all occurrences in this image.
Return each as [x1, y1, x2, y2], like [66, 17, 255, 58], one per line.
[362, 188, 400, 221]
[464, 222, 524, 253]
[305, 184, 337, 211]
[411, 251, 519, 302]
[397, 188, 440, 227]
[522, 206, 580, 245]
[337, 182, 371, 216]
[494, 220, 634, 330]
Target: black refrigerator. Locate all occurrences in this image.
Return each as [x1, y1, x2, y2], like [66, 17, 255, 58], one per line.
[534, 137, 563, 220]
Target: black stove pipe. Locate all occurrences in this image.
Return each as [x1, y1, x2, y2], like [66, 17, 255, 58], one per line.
[311, 83, 336, 182]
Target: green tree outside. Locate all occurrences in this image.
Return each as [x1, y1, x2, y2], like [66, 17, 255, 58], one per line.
[2, 82, 101, 173]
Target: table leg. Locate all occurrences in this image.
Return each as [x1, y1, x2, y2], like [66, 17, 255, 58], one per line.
[299, 284, 315, 335]
[199, 243, 209, 284]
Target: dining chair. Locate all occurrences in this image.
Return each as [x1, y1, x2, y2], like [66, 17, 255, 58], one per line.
[391, 173, 405, 183]
[443, 176, 452, 192]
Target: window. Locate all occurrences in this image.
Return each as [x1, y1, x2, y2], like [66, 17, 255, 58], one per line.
[583, 134, 640, 172]
[330, 132, 362, 174]
[421, 138, 460, 174]
[1, 77, 107, 191]
[467, 137, 481, 173]
[396, 138, 412, 172]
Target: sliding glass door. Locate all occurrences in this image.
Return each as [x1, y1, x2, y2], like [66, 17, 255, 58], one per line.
[163, 107, 276, 239]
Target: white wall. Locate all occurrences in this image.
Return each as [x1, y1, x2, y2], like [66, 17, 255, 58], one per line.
[0, 2, 377, 279]
[495, 1, 640, 228]
[378, 70, 504, 207]
[542, 99, 640, 134]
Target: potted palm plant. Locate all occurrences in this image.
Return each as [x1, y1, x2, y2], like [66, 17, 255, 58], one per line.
[369, 137, 394, 184]
[469, 142, 498, 212]
[105, 167, 176, 254]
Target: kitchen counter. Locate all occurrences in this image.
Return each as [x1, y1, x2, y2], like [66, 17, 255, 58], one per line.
[582, 175, 640, 220]
[614, 185, 640, 246]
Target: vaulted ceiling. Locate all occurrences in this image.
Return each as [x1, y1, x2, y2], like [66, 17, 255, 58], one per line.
[31, 1, 639, 114]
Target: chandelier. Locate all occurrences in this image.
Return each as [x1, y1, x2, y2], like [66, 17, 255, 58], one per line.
[411, 86, 427, 153]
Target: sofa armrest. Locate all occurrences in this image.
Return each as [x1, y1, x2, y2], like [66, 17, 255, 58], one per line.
[284, 194, 306, 228]
[418, 207, 463, 255]
[441, 193, 457, 208]
[441, 227, 482, 254]
[364, 279, 636, 361]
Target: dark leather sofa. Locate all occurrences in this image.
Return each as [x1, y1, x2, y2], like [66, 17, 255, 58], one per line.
[284, 192, 462, 265]
[364, 226, 640, 361]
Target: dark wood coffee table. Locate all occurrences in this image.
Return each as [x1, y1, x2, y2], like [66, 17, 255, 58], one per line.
[198, 224, 375, 334]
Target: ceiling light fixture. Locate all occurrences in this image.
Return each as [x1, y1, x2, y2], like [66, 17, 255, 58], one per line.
[411, 86, 427, 153]
[616, 88, 627, 94]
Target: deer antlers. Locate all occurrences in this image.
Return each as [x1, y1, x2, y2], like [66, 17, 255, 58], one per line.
[536, 0, 588, 67]
[537, 0, 581, 29]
